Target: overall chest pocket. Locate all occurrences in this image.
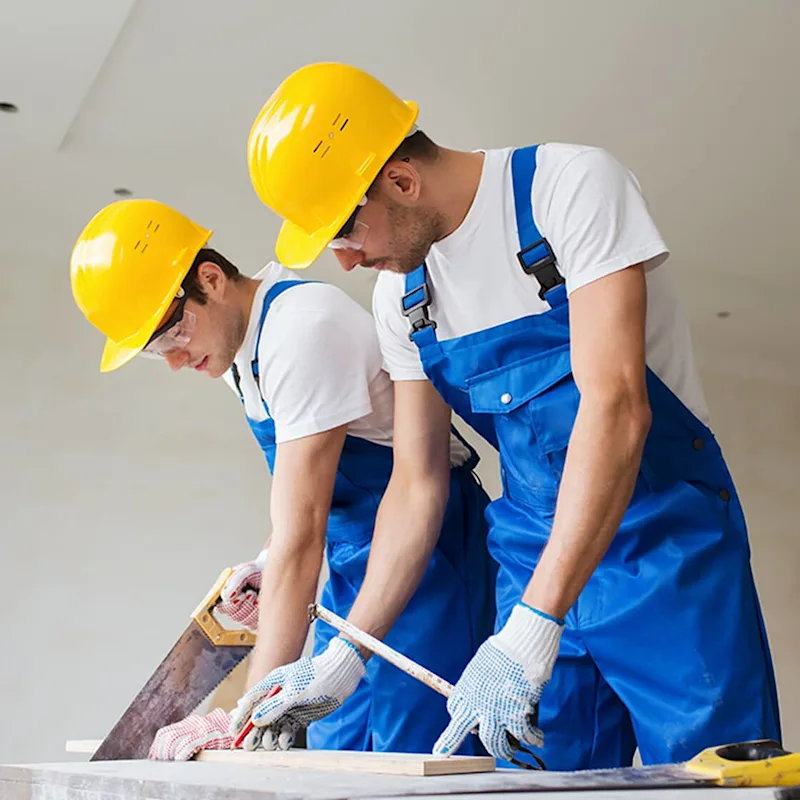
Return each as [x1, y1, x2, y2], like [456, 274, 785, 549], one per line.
[466, 345, 578, 487]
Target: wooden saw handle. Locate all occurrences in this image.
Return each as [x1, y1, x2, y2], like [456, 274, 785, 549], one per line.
[190, 567, 257, 647]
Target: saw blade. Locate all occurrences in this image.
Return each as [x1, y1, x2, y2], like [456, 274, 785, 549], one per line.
[90, 620, 251, 761]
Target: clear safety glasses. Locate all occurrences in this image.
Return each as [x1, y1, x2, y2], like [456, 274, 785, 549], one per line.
[328, 197, 369, 251]
[141, 289, 197, 359]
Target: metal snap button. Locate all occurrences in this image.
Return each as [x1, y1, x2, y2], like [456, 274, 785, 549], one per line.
[500, 393, 512, 405]
[719, 489, 731, 502]
[692, 438, 705, 451]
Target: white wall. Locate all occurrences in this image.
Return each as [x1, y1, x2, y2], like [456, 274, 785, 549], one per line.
[1, 249, 271, 763]
[700, 371, 800, 749]
[1, 245, 798, 764]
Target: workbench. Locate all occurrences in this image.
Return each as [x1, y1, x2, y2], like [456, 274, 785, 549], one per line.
[2, 759, 798, 800]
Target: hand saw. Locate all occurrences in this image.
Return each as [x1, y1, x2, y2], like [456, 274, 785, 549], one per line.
[307, 604, 800, 788]
[90, 567, 255, 761]
[307, 602, 546, 771]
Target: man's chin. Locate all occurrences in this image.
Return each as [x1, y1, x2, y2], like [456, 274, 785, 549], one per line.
[368, 261, 421, 276]
[207, 361, 228, 379]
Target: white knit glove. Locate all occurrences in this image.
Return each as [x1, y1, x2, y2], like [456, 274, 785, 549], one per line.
[229, 637, 366, 749]
[216, 549, 268, 631]
[148, 709, 234, 761]
[433, 603, 563, 760]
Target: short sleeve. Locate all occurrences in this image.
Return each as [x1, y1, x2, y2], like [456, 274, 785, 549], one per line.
[259, 306, 375, 444]
[536, 147, 669, 296]
[372, 273, 428, 381]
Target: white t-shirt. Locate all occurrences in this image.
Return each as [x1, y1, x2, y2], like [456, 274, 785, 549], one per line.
[373, 143, 710, 425]
[223, 263, 471, 463]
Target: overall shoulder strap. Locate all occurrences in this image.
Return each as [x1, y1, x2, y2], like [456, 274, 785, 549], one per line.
[229, 279, 316, 410]
[401, 263, 438, 346]
[511, 145, 566, 305]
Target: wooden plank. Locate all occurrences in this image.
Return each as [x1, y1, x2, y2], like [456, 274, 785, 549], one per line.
[65, 740, 495, 776]
[196, 748, 495, 776]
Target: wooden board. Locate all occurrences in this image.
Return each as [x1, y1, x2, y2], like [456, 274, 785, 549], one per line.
[196, 748, 495, 776]
[65, 740, 495, 776]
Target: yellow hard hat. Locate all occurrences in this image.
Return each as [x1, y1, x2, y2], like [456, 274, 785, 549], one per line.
[248, 62, 418, 269]
[70, 199, 212, 372]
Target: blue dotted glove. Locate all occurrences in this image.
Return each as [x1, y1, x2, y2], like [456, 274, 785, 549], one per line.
[433, 603, 564, 761]
[229, 637, 366, 750]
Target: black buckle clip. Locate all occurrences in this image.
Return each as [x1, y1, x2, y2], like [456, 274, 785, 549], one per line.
[401, 283, 437, 339]
[517, 238, 564, 301]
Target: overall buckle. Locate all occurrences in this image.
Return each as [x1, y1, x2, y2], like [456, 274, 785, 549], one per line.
[517, 238, 564, 301]
[401, 283, 437, 340]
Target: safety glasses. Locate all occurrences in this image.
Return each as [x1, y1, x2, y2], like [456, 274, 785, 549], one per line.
[328, 197, 369, 251]
[141, 289, 196, 359]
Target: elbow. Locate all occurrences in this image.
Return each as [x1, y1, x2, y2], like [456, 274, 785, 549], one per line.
[391, 460, 450, 514]
[586, 384, 652, 450]
[622, 391, 652, 447]
[268, 507, 328, 565]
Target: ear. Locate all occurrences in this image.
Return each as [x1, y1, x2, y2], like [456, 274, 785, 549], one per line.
[381, 159, 422, 204]
[196, 261, 227, 300]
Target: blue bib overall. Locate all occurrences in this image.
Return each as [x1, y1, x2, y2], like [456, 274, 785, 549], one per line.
[232, 280, 497, 754]
[401, 146, 780, 768]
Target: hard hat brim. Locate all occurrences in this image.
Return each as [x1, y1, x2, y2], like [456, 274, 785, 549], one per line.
[276, 218, 336, 269]
[100, 337, 147, 373]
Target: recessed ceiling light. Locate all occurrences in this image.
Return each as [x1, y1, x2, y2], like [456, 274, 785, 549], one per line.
[113, 187, 133, 197]
[717, 311, 731, 318]
[0, 102, 18, 113]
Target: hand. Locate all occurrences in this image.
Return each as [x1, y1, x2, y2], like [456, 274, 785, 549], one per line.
[217, 549, 268, 631]
[229, 637, 366, 748]
[148, 709, 234, 761]
[433, 604, 564, 761]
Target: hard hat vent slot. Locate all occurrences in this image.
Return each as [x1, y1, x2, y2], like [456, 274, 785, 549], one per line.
[313, 140, 332, 159]
[312, 115, 349, 157]
[133, 220, 159, 253]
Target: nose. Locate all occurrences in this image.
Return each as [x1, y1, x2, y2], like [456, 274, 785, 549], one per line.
[333, 248, 363, 272]
[165, 350, 189, 371]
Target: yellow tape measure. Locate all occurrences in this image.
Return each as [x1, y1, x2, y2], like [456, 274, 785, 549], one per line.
[685, 740, 800, 787]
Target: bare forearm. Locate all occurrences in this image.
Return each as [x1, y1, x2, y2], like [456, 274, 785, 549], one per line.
[346, 475, 448, 650]
[245, 539, 324, 689]
[523, 394, 651, 618]
[244, 425, 345, 688]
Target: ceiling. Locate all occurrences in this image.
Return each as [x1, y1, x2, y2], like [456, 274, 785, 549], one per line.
[1, 0, 798, 385]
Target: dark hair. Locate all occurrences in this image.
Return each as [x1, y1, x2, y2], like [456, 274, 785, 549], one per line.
[389, 129, 440, 162]
[182, 248, 242, 304]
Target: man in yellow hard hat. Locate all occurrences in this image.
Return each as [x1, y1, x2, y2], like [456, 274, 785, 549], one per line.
[70, 199, 496, 758]
[243, 62, 781, 770]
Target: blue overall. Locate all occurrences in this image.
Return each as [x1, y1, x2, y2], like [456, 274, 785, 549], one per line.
[231, 279, 497, 754]
[401, 145, 780, 769]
